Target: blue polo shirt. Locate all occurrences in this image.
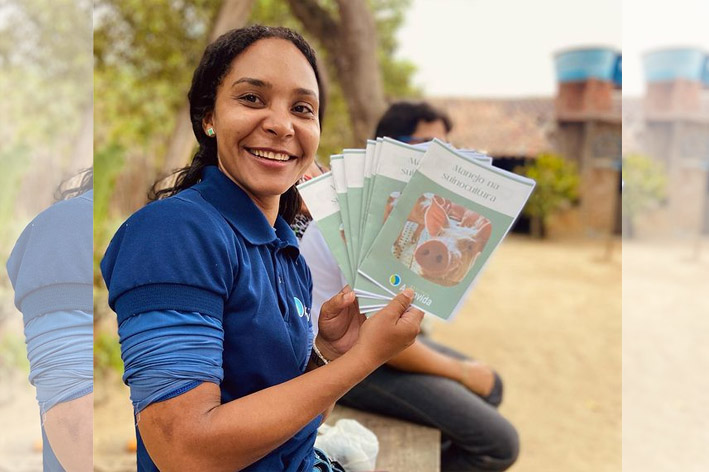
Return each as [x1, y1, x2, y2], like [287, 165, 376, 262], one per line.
[6, 190, 94, 472]
[101, 167, 318, 471]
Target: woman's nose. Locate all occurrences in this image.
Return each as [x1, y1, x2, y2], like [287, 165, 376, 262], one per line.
[262, 106, 295, 138]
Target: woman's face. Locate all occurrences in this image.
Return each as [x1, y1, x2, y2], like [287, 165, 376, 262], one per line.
[204, 38, 320, 210]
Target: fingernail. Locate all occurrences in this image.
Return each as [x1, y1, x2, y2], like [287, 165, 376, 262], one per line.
[402, 288, 414, 300]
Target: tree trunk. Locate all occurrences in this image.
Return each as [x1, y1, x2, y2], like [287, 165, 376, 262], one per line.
[530, 215, 546, 239]
[71, 104, 93, 171]
[286, 0, 385, 145]
[162, 0, 256, 174]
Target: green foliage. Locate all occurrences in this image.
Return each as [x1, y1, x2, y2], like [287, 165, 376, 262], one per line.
[0, 0, 91, 220]
[621, 154, 667, 222]
[371, 0, 420, 99]
[516, 153, 580, 237]
[94, 0, 216, 153]
[93, 143, 126, 283]
[0, 332, 30, 372]
[0, 144, 31, 249]
[94, 329, 124, 374]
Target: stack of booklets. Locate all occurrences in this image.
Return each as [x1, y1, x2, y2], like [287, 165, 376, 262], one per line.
[297, 138, 535, 321]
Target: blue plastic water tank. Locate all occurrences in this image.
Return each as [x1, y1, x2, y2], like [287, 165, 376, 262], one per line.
[554, 47, 620, 83]
[643, 48, 707, 83]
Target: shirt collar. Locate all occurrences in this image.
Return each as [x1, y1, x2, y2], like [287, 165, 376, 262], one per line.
[193, 166, 300, 252]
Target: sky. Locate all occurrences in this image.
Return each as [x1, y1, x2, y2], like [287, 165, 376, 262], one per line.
[396, 0, 709, 98]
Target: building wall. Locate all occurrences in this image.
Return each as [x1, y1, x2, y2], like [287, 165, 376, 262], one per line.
[554, 78, 621, 236]
[639, 79, 709, 238]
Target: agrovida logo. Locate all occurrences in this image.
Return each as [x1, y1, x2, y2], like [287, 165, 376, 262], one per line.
[293, 297, 311, 320]
[389, 274, 402, 287]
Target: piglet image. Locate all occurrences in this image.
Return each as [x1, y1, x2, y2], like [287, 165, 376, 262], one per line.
[414, 218, 492, 286]
[391, 193, 492, 286]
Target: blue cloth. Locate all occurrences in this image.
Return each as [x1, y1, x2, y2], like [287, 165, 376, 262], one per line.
[7, 190, 93, 323]
[6, 190, 94, 472]
[101, 166, 318, 471]
[24, 309, 93, 416]
[118, 310, 224, 413]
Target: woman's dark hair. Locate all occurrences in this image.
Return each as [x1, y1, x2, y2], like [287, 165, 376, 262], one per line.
[55, 168, 93, 201]
[374, 101, 452, 139]
[150, 25, 326, 224]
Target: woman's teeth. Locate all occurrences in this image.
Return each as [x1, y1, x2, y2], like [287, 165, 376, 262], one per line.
[249, 149, 291, 161]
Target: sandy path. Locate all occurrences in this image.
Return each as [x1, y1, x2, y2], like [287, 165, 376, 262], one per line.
[622, 239, 709, 472]
[431, 236, 622, 472]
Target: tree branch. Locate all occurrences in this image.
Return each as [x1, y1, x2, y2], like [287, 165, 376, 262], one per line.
[284, 0, 340, 52]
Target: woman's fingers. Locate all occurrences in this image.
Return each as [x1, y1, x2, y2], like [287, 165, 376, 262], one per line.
[380, 288, 414, 319]
[320, 285, 356, 320]
[400, 305, 425, 327]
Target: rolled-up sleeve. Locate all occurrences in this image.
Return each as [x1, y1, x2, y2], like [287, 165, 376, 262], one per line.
[24, 309, 93, 416]
[118, 309, 224, 414]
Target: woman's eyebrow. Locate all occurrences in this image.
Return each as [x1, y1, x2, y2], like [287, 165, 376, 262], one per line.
[231, 77, 270, 88]
[231, 77, 317, 99]
[295, 87, 318, 99]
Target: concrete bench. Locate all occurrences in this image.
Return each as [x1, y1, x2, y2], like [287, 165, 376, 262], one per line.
[326, 405, 440, 472]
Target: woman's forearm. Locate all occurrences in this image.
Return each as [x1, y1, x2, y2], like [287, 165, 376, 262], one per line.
[138, 344, 379, 472]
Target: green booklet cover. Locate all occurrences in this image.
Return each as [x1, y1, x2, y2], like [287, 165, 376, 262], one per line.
[297, 172, 353, 286]
[360, 140, 378, 242]
[358, 138, 427, 265]
[354, 141, 494, 301]
[343, 149, 366, 265]
[358, 140, 535, 321]
[354, 138, 427, 299]
[329, 155, 356, 281]
[330, 154, 388, 299]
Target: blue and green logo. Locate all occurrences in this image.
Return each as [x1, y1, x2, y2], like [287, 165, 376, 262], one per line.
[389, 274, 401, 287]
[294, 297, 305, 317]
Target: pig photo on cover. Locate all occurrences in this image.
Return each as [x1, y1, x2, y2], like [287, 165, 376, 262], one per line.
[390, 193, 492, 286]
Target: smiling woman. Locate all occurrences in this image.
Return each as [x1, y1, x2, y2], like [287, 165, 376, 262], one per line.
[203, 38, 321, 223]
[100, 25, 423, 472]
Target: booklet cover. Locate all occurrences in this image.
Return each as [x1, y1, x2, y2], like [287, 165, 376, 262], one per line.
[343, 149, 366, 265]
[360, 140, 378, 241]
[358, 138, 427, 265]
[329, 155, 356, 281]
[297, 172, 353, 286]
[353, 141, 495, 301]
[357, 140, 535, 321]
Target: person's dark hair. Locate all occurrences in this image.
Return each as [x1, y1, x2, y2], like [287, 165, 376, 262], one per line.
[150, 25, 326, 224]
[373, 101, 452, 139]
[55, 168, 93, 201]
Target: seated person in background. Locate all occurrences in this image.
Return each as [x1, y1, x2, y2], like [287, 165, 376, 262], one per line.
[296, 101, 520, 472]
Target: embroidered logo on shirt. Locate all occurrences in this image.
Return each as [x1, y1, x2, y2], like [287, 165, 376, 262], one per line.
[294, 296, 310, 320]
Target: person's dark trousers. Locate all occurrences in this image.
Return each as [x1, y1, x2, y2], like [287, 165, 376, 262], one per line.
[338, 337, 519, 472]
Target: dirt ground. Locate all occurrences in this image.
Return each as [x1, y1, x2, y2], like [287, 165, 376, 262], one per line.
[622, 239, 709, 472]
[430, 236, 622, 472]
[2, 236, 625, 471]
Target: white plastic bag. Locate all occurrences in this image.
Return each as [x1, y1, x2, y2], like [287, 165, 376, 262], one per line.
[315, 419, 379, 471]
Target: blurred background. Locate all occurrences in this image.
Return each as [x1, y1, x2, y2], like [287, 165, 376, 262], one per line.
[9, 0, 709, 471]
[0, 0, 93, 470]
[622, 0, 709, 471]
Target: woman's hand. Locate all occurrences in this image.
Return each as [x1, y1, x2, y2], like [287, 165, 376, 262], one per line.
[353, 289, 424, 366]
[316, 285, 365, 360]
